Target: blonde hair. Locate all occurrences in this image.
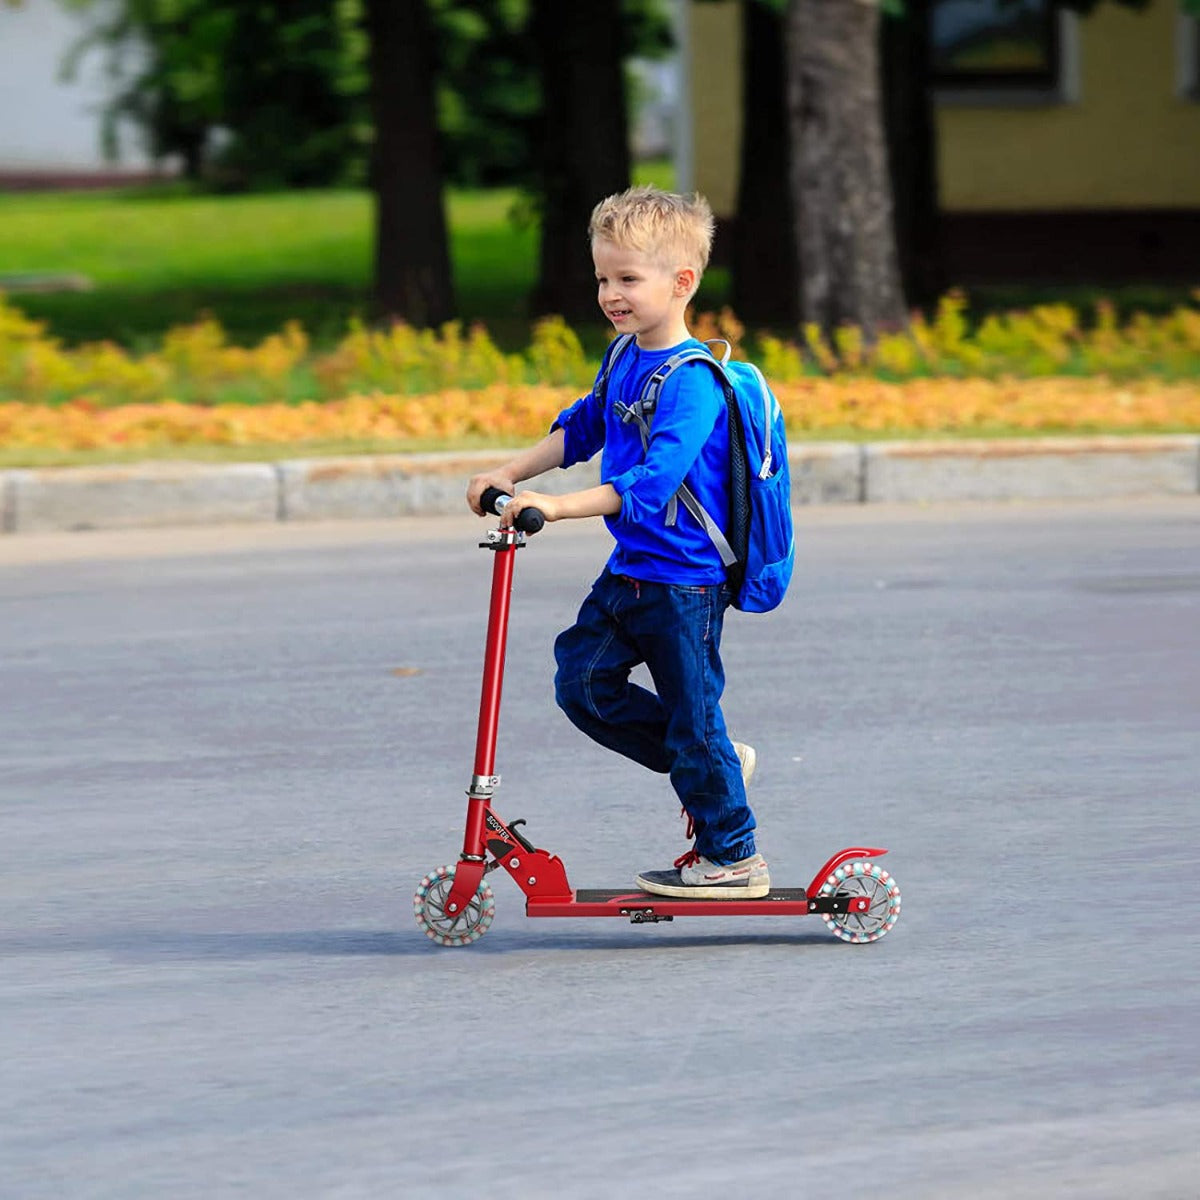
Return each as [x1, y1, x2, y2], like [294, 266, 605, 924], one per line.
[589, 185, 715, 278]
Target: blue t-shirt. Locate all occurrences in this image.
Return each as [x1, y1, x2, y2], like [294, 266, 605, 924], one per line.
[554, 338, 731, 585]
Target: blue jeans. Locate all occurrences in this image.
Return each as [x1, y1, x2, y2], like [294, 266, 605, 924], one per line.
[553, 567, 757, 864]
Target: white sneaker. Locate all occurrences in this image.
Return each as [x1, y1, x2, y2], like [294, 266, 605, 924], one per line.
[636, 850, 770, 900]
[732, 741, 756, 788]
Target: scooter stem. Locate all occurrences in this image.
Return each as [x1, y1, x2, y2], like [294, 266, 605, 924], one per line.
[458, 529, 521, 868]
[473, 531, 518, 781]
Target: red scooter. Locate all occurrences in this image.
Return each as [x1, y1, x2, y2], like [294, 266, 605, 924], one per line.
[413, 489, 902, 947]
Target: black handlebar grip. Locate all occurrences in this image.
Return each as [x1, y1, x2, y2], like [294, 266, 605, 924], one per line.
[517, 507, 546, 535]
[480, 486, 545, 535]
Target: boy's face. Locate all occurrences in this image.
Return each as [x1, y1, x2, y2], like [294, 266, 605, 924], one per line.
[592, 238, 694, 350]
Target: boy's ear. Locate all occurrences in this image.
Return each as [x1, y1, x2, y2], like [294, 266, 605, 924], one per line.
[674, 266, 697, 298]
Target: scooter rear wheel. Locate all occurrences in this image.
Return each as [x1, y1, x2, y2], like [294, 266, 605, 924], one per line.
[819, 860, 901, 944]
[413, 865, 496, 946]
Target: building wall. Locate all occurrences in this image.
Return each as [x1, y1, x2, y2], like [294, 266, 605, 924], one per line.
[687, 1, 743, 214]
[939, 1, 1200, 210]
[686, 0, 1200, 216]
[0, 0, 156, 177]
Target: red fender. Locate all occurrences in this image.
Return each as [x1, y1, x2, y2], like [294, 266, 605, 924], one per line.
[805, 847, 889, 897]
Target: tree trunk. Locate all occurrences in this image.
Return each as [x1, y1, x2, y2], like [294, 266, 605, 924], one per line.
[363, 0, 455, 326]
[880, 0, 941, 309]
[784, 0, 907, 339]
[530, 0, 631, 323]
[730, 0, 799, 328]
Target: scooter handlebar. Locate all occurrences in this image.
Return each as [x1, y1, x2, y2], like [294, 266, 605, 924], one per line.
[480, 486, 545, 535]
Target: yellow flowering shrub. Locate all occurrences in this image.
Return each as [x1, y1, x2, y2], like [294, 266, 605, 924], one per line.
[1, 291, 1199, 457]
[525, 316, 591, 386]
[311, 318, 557, 397]
[0, 299, 594, 408]
[778, 376, 1200, 436]
[3, 377, 1196, 455]
[745, 291, 1200, 382]
[161, 318, 309, 390]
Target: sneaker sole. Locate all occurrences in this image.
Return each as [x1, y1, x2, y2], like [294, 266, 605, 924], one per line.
[635, 873, 771, 900]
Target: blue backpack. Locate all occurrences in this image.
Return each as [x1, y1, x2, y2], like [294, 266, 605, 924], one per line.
[596, 334, 794, 613]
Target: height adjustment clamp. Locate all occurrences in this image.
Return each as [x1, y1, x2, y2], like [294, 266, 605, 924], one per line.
[479, 529, 525, 552]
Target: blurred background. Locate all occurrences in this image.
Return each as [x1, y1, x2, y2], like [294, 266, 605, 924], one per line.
[1, 0, 1198, 464]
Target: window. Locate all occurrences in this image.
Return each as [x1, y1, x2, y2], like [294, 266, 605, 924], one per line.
[932, 0, 1059, 88]
[931, 0, 1079, 105]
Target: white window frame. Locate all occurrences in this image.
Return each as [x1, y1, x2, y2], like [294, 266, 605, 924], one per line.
[1177, 7, 1200, 100]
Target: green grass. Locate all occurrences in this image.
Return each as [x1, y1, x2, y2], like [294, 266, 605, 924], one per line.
[0, 188, 483, 348]
[0, 160, 685, 350]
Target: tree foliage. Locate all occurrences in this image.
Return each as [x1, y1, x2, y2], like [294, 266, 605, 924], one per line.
[62, 0, 370, 188]
[430, 0, 537, 188]
[432, 0, 671, 188]
[63, 0, 671, 191]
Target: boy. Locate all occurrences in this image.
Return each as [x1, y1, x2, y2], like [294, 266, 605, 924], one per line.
[466, 185, 767, 899]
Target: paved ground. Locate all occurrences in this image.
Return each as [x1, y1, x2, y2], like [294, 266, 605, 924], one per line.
[2, 499, 1198, 1199]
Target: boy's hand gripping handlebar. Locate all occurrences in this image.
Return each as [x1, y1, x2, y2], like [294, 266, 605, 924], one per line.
[480, 486, 545, 535]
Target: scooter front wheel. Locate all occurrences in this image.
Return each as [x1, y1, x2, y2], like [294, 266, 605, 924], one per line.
[819, 860, 901, 944]
[413, 865, 496, 946]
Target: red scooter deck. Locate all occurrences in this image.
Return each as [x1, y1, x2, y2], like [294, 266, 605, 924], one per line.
[528, 888, 873, 920]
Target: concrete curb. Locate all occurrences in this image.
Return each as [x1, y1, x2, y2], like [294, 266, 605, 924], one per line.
[3, 462, 278, 534]
[1, 435, 1196, 534]
[864, 435, 1200, 503]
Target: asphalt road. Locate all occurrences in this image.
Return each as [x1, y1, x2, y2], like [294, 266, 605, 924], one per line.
[2, 499, 1198, 1199]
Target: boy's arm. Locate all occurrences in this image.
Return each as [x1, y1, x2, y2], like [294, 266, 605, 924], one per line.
[466, 427, 566, 515]
[498, 483, 620, 528]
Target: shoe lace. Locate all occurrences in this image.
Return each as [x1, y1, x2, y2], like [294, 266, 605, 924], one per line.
[674, 808, 699, 868]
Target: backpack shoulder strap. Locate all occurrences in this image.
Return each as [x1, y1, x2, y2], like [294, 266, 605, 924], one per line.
[594, 333, 636, 403]
[627, 347, 740, 569]
[637, 346, 731, 419]
[620, 347, 728, 441]
[638, 345, 729, 429]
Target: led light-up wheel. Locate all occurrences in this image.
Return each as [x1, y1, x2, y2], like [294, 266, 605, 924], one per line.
[413, 865, 495, 946]
[819, 860, 901, 944]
